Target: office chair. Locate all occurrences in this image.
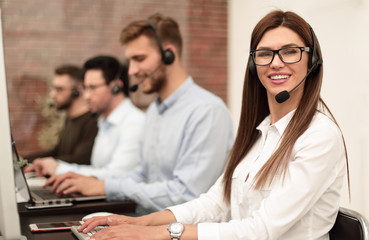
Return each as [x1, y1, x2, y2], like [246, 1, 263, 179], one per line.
[329, 207, 369, 240]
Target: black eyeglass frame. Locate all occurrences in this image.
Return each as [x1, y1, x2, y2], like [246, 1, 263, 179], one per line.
[250, 46, 311, 66]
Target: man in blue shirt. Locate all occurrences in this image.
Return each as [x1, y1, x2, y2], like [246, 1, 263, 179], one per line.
[45, 14, 234, 214]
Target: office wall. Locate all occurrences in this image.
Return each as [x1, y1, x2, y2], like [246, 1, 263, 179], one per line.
[0, 0, 228, 156]
[228, 0, 369, 218]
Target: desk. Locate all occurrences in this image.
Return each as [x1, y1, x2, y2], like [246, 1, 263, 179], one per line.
[19, 200, 137, 240]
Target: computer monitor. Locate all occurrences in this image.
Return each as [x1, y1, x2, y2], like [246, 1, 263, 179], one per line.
[0, 9, 26, 240]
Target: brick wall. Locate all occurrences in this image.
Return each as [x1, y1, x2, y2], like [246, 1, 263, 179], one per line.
[0, 0, 228, 156]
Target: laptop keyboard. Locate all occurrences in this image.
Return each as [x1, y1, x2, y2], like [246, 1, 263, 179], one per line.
[71, 225, 106, 240]
[32, 188, 73, 199]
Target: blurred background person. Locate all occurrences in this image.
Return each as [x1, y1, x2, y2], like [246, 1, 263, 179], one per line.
[27, 56, 145, 180]
[24, 65, 98, 169]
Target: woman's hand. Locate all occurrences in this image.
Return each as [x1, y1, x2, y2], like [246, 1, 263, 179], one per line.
[78, 214, 146, 233]
[85, 223, 167, 240]
[78, 215, 168, 240]
[78, 210, 184, 239]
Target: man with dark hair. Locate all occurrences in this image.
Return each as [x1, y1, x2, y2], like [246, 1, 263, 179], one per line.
[45, 15, 234, 214]
[28, 56, 145, 179]
[25, 64, 98, 168]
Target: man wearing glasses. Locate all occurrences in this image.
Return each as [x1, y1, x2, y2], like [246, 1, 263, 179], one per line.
[25, 65, 98, 169]
[27, 56, 145, 180]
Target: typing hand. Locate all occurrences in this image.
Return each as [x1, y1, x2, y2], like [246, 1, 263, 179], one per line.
[44, 172, 105, 196]
[26, 157, 59, 177]
[23, 164, 36, 174]
[79, 214, 145, 233]
[79, 216, 165, 240]
[44, 171, 82, 191]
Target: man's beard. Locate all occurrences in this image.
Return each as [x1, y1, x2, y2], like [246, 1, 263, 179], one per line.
[55, 96, 73, 110]
[143, 67, 166, 94]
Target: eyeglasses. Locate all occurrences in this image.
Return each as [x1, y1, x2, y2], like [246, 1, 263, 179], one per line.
[83, 83, 107, 93]
[250, 46, 310, 66]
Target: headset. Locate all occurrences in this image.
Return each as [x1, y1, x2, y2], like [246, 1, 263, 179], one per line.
[111, 63, 123, 94]
[71, 88, 80, 98]
[145, 19, 175, 65]
[248, 24, 322, 76]
[307, 25, 322, 72]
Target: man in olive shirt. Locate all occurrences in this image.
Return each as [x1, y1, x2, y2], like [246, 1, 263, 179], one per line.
[25, 65, 98, 170]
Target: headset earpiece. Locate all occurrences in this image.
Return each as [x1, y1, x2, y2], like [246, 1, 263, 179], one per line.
[71, 88, 80, 98]
[111, 63, 123, 95]
[308, 25, 322, 72]
[248, 57, 256, 77]
[145, 19, 175, 65]
[162, 49, 175, 65]
[111, 83, 121, 94]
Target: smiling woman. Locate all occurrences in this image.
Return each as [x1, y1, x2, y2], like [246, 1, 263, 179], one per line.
[75, 10, 349, 240]
[252, 26, 310, 113]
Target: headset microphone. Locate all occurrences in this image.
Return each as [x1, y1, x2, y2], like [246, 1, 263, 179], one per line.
[129, 84, 139, 92]
[275, 90, 290, 104]
[275, 58, 323, 103]
[275, 57, 323, 103]
[129, 63, 163, 92]
[275, 64, 314, 103]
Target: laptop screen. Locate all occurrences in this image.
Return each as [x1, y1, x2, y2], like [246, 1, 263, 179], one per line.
[12, 138, 32, 203]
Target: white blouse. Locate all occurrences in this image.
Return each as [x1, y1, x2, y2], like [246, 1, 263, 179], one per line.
[168, 110, 346, 240]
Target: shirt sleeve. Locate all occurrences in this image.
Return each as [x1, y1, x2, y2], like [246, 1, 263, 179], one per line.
[171, 118, 346, 240]
[168, 176, 231, 224]
[105, 103, 235, 212]
[56, 116, 144, 180]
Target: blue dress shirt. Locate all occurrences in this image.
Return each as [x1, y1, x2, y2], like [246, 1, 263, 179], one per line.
[105, 77, 235, 213]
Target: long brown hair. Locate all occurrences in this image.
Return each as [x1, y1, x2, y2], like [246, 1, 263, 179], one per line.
[222, 10, 349, 203]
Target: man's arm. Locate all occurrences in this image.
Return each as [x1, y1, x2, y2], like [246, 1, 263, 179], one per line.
[55, 117, 144, 179]
[105, 104, 234, 212]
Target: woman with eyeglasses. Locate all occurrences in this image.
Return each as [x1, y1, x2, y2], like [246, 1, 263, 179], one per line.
[78, 10, 348, 240]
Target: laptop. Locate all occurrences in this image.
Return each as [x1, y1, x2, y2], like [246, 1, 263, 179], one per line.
[12, 137, 106, 209]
